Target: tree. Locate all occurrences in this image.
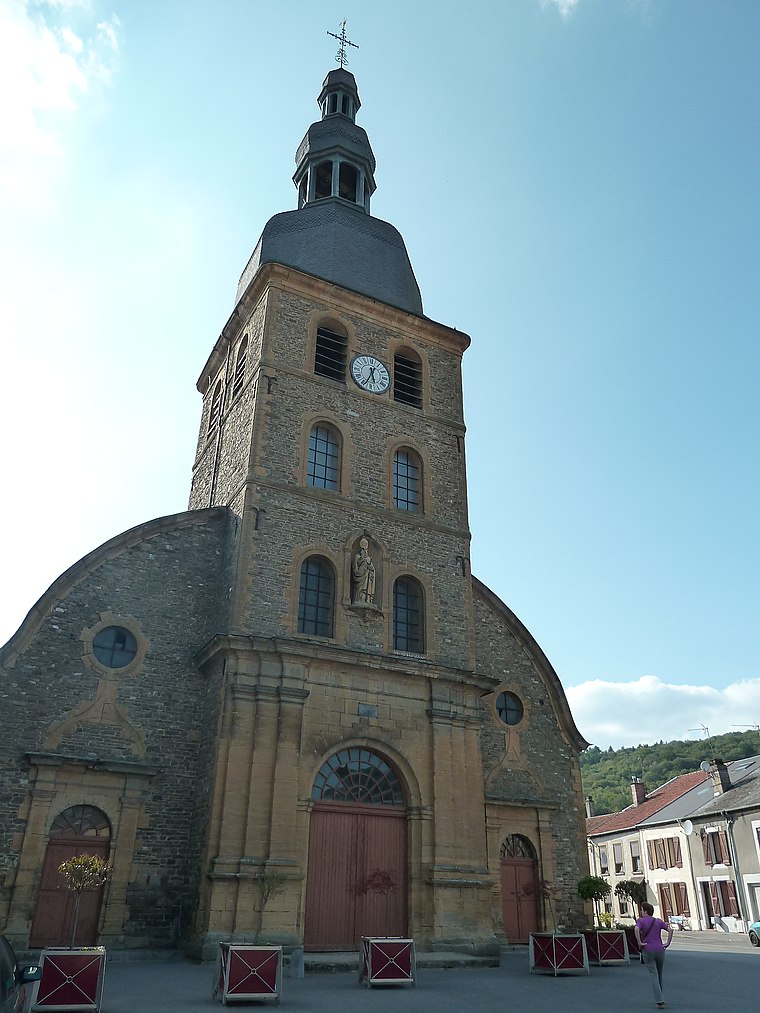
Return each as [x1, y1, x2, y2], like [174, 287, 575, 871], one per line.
[576, 875, 611, 926]
[614, 879, 647, 910]
[57, 854, 110, 948]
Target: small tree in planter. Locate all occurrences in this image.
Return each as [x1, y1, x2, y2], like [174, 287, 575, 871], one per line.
[576, 875, 611, 928]
[614, 878, 647, 915]
[522, 879, 561, 932]
[57, 854, 111, 948]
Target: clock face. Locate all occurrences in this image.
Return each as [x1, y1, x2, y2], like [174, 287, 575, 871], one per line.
[350, 354, 390, 394]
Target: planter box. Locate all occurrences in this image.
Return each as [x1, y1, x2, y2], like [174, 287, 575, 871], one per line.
[529, 933, 589, 976]
[623, 926, 641, 955]
[359, 937, 416, 987]
[213, 944, 282, 1005]
[30, 948, 106, 1011]
[582, 929, 630, 965]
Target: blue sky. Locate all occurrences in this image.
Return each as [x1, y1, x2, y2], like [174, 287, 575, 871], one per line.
[2, 0, 759, 749]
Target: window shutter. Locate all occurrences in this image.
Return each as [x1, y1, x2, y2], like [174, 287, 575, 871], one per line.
[708, 881, 720, 917]
[702, 833, 712, 865]
[718, 831, 731, 865]
[672, 837, 683, 868]
[655, 839, 667, 870]
[658, 883, 673, 918]
[726, 881, 739, 917]
[647, 841, 657, 868]
[675, 882, 690, 916]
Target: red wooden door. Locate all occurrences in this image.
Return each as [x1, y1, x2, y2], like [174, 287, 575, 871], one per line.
[304, 803, 407, 950]
[501, 857, 538, 943]
[29, 836, 109, 947]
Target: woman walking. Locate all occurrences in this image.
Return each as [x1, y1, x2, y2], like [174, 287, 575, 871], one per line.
[635, 901, 673, 1008]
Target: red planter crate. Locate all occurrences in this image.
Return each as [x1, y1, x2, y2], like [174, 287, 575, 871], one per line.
[529, 933, 589, 976]
[359, 937, 416, 987]
[624, 926, 641, 955]
[582, 929, 630, 965]
[213, 944, 282, 1005]
[30, 948, 106, 1011]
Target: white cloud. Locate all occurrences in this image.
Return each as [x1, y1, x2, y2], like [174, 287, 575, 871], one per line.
[0, 0, 120, 208]
[541, 0, 582, 17]
[566, 675, 760, 749]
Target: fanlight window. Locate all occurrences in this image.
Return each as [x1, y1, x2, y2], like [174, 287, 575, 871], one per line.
[393, 576, 424, 653]
[51, 805, 111, 838]
[314, 325, 348, 383]
[312, 747, 404, 806]
[298, 556, 335, 637]
[393, 350, 423, 408]
[500, 834, 536, 860]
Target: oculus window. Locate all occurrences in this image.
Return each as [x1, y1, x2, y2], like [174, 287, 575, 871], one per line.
[92, 626, 138, 669]
[496, 691, 524, 726]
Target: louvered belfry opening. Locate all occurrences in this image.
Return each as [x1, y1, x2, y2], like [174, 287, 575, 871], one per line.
[314, 326, 348, 382]
[393, 351, 422, 408]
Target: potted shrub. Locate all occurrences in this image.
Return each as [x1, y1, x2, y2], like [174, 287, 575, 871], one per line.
[576, 875, 611, 927]
[31, 854, 110, 1011]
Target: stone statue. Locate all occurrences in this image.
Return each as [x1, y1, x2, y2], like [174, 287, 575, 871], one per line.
[351, 538, 376, 605]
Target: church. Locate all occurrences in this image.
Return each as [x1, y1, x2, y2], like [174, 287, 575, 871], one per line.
[0, 60, 589, 958]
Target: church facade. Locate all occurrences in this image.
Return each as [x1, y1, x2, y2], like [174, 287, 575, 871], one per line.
[0, 68, 589, 957]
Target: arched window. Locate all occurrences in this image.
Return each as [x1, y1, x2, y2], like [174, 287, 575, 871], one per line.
[500, 834, 537, 860]
[207, 379, 223, 432]
[314, 324, 348, 382]
[307, 424, 340, 490]
[232, 335, 248, 399]
[393, 576, 424, 653]
[298, 556, 335, 637]
[50, 805, 111, 838]
[312, 748, 404, 806]
[393, 448, 421, 512]
[393, 349, 423, 408]
[315, 160, 333, 199]
[339, 163, 358, 202]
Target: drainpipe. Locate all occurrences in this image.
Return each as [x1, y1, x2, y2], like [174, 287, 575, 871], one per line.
[722, 813, 747, 928]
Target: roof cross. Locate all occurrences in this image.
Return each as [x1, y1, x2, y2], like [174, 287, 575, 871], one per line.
[327, 20, 358, 68]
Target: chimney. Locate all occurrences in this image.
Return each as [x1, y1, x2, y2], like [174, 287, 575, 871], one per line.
[710, 758, 731, 796]
[585, 796, 595, 818]
[631, 777, 647, 806]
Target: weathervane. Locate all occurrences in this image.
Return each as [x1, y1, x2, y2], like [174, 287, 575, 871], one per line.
[327, 20, 358, 68]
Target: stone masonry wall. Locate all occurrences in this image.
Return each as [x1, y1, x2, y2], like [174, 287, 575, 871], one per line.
[0, 510, 229, 946]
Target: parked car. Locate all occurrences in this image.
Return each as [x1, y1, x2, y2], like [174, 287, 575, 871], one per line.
[0, 936, 41, 1013]
[749, 921, 760, 947]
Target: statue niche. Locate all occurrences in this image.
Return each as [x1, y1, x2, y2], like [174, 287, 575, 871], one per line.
[350, 535, 381, 611]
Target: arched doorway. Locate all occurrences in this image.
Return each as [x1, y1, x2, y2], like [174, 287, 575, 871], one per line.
[500, 833, 539, 944]
[304, 747, 407, 951]
[29, 805, 111, 947]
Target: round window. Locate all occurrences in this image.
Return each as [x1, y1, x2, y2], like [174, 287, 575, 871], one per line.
[92, 626, 138, 669]
[496, 691, 524, 726]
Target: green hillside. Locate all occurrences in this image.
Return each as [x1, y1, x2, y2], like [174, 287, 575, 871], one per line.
[580, 729, 760, 816]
